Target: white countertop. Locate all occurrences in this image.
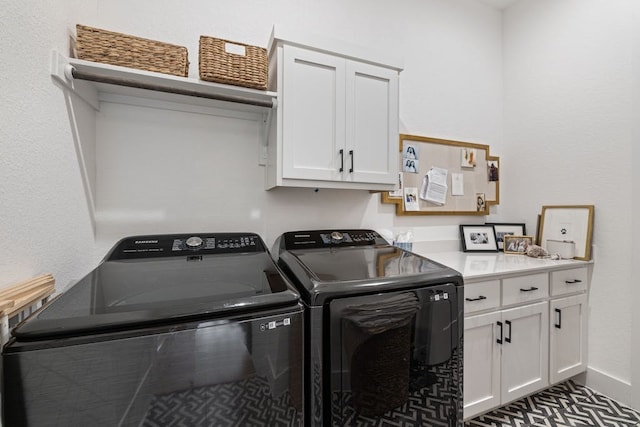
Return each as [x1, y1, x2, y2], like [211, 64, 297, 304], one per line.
[410, 242, 591, 282]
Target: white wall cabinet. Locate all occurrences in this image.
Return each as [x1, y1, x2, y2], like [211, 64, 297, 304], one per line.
[463, 265, 589, 420]
[267, 30, 401, 190]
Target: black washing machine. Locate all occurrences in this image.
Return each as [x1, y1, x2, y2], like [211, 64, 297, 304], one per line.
[273, 229, 464, 427]
[3, 233, 303, 427]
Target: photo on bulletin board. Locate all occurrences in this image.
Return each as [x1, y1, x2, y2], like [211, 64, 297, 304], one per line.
[403, 158, 419, 173]
[403, 144, 419, 160]
[388, 172, 404, 198]
[488, 160, 499, 181]
[476, 193, 486, 212]
[461, 148, 477, 168]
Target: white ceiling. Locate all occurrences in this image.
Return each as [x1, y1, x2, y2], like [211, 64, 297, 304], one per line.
[477, 0, 519, 10]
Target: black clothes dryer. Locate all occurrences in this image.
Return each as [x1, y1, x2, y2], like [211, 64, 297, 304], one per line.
[273, 229, 464, 427]
[3, 233, 303, 426]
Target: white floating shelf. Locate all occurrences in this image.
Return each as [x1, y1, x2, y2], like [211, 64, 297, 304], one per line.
[50, 50, 277, 114]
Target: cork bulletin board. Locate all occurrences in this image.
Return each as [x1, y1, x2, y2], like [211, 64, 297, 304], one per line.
[381, 134, 500, 215]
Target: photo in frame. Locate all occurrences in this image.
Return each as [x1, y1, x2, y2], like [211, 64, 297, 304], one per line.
[486, 223, 527, 250]
[539, 205, 594, 260]
[459, 224, 499, 252]
[503, 235, 533, 254]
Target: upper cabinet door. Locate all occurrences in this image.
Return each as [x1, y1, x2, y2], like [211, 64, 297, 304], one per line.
[345, 61, 399, 185]
[282, 45, 346, 181]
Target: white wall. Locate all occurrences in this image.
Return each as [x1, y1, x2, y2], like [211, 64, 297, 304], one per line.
[502, 0, 635, 405]
[0, 1, 98, 289]
[85, 0, 504, 252]
[632, 0, 640, 411]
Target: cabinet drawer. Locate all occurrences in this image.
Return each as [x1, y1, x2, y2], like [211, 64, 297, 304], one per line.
[464, 280, 500, 314]
[550, 267, 588, 296]
[502, 273, 548, 306]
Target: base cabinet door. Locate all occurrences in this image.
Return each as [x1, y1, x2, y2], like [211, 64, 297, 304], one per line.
[500, 301, 549, 404]
[550, 294, 588, 384]
[463, 311, 502, 419]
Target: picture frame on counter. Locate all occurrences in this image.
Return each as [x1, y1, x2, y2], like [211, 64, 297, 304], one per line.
[504, 235, 534, 254]
[486, 222, 527, 250]
[459, 224, 499, 252]
[539, 205, 594, 261]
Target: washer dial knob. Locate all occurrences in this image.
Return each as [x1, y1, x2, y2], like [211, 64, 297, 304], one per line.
[185, 236, 203, 249]
[330, 231, 344, 242]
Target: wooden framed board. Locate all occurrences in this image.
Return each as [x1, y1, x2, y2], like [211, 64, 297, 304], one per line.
[381, 134, 500, 215]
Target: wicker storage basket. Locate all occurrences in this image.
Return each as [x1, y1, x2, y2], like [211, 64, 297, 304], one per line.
[199, 36, 267, 90]
[75, 24, 189, 77]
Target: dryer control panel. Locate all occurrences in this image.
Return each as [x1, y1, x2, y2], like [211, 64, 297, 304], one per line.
[281, 229, 388, 250]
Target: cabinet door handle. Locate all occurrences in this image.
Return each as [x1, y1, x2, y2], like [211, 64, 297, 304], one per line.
[505, 320, 512, 343]
[565, 279, 582, 284]
[348, 150, 354, 173]
[497, 321, 503, 344]
[555, 308, 562, 329]
[339, 149, 344, 172]
[519, 286, 539, 292]
[465, 295, 487, 302]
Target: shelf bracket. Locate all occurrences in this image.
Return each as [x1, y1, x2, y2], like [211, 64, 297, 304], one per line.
[259, 99, 277, 165]
[50, 50, 99, 110]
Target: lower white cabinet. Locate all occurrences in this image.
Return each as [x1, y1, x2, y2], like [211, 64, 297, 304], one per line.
[549, 293, 588, 384]
[464, 301, 549, 419]
[500, 301, 549, 403]
[464, 311, 501, 417]
[463, 266, 589, 421]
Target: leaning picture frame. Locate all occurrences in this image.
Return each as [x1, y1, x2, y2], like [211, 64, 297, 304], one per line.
[539, 205, 595, 261]
[486, 222, 526, 250]
[503, 235, 534, 254]
[459, 224, 499, 252]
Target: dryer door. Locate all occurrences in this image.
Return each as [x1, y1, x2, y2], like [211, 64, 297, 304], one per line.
[328, 284, 461, 426]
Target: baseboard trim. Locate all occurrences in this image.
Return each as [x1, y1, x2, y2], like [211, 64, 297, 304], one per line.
[584, 367, 634, 408]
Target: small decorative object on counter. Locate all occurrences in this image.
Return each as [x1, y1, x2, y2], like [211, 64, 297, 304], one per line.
[525, 244, 548, 258]
[199, 36, 267, 90]
[75, 24, 189, 77]
[546, 239, 576, 259]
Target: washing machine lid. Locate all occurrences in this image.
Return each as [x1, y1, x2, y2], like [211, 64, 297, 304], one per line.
[276, 230, 462, 305]
[12, 233, 299, 340]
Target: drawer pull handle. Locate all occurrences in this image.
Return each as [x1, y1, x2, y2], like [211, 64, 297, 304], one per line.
[505, 320, 512, 343]
[497, 321, 503, 344]
[519, 286, 539, 292]
[565, 279, 582, 284]
[555, 308, 562, 329]
[465, 295, 487, 302]
[339, 149, 344, 172]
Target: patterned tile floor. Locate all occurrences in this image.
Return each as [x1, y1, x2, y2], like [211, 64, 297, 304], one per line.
[466, 381, 640, 427]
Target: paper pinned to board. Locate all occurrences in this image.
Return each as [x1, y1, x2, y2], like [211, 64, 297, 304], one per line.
[419, 167, 448, 205]
[451, 173, 464, 196]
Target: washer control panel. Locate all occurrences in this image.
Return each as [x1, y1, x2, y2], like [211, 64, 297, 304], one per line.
[108, 233, 264, 259]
